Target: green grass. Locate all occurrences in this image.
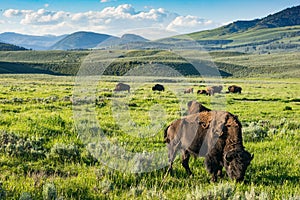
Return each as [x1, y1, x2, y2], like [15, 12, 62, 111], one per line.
[1, 50, 300, 78]
[169, 25, 300, 53]
[0, 74, 299, 199]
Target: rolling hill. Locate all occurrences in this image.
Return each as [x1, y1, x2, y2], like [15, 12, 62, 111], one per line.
[96, 34, 149, 49]
[0, 5, 299, 77]
[166, 5, 300, 52]
[50, 31, 116, 50]
[0, 42, 27, 51]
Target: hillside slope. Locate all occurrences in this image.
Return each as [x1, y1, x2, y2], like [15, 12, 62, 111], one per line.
[0, 42, 27, 51]
[96, 34, 149, 49]
[0, 50, 299, 78]
[50, 31, 116, 50]
[168, 5, 300, 52]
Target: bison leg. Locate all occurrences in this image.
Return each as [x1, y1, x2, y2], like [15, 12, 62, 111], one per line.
[205, 154, 222, 182]
[181, 150, 193, 176]
[166, 142, 181, 176]
[217, 169, 224, 178]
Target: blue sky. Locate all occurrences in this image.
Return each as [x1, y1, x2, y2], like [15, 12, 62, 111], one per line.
[0, 0, 299, 39]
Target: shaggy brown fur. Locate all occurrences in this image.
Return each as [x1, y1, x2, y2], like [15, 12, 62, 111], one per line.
[197, 89, 208, 95]
[152, 84, 165, 91]
[114, 83, 130, 92]
[206, 85, 223, 96]
[164, 110, 253, 182]
[227, 85, 242, 93]
[184, 88, 194, 94]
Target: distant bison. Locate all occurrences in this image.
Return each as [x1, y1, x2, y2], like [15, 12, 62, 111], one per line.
[184, 88, 194, 94]
[206, 85, 223, 96]
[152, 84, 165, 91]
[227, 85, 242, 93]
[197, 89, 208, 95]
[187, 100, 211, 115]
[164, 107, 253, 182]
[114, 83, 130, 93]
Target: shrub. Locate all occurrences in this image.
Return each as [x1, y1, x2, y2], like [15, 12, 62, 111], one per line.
[19, 192, 32, 200]
[0, 182, 6, 199]
[186, 183, 235, 200]
[283, 106, 292, 111]
[42, 183, 57, 200]
[48, 143, 81, 163]
[0, 131, 45, 160]
[243, 121, 269, 142]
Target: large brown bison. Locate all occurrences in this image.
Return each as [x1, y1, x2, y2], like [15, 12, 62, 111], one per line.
[206, 85, 223, 96]
[164, 109, 253, 182]
[184, 88, 194, 94]
[227, 85, 242, 94]
[114, 83, 130, 93]
[152, 84, 165, 91]
[197, 89, 208, 95]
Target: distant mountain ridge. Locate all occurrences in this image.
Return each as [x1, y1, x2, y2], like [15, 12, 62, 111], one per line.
[50, 31, 117, 50]
[0, 5, 299, 51]
[0, 32, 66, 50]
[96, 33, 149, 49]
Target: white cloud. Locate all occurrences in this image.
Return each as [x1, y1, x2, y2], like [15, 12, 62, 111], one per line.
[166, 15, 217, 33]
[20, 9, 70, 25]
[3, 9, 32, 18]
[1, 4, 218, 39]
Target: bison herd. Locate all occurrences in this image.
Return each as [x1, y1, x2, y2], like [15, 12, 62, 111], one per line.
[112, 82, 252, 182]
[197, 85, 242, 96]
[114, 83, 242, 95]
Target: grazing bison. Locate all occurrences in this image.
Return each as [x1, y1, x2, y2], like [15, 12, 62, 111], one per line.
[114, 83, 130, 93]
[152, 84, 165, 91]
[187, 100, 211, 115]
[206, 85, 223, 96]
[184, 88, 194, 94]
[164, 110, 253, 182]
[227, 85, 242, 94]
[197, 89, 208, 95]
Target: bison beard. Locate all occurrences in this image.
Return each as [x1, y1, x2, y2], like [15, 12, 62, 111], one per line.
[164, 110, 253, 182]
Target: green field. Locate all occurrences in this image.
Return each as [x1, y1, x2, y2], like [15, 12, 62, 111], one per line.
[0, 74, 299, 199]
[1, 50, 300, 78]
[178, 25, 300, 52]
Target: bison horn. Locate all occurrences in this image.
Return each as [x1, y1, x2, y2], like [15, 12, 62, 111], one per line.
[224, 150, 235, 162]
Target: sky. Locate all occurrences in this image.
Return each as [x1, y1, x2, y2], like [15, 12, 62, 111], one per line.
[0, 0, 299, 39]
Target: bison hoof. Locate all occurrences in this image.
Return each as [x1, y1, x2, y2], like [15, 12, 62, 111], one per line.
[211, 176, 218, 182]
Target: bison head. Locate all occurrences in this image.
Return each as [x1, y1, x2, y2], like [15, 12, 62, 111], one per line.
[222, 114, 253, 182]
[224, 149, 253, 182]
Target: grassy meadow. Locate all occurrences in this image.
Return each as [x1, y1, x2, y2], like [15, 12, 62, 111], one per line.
[0, 73, 299, 199]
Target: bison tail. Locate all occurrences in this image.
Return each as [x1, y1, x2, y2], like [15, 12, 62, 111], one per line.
[163, 125, 170, 143]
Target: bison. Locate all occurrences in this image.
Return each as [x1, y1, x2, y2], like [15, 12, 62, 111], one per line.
[184, 88, 194, 94]
[114, 83, 130, 93]
[187, 100, 211, 115]
[197, 89, 208, 95]
[227, 85, 242, 94]
[152, 84, 165, 91]
[164, 109, 253, 182]
[206, 85, 223, 96]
